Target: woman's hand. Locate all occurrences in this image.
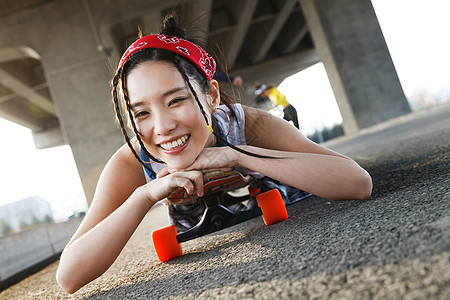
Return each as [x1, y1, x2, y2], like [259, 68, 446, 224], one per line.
[150, 170, 205, 199]
[157, 147, 237, 177]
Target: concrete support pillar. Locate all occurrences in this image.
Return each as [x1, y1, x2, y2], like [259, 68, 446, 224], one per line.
[0, 1, 124, 205]
[44, 59, 123, 205]
[299, 0, 411, 134]
[39, 3, 124, 205]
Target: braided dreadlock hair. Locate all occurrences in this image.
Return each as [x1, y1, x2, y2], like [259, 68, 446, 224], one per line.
[111, 14, 272, 178]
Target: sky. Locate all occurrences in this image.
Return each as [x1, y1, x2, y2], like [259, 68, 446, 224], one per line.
[0, 122, 88, 221]
[0, 0, 449, 220]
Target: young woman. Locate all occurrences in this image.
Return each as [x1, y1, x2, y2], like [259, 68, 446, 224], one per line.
[56, 15, 372, 294]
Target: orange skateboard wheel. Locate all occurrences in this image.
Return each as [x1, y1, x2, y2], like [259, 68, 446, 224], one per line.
[152, 224, 183, 262]
[256, 189, 288, 225]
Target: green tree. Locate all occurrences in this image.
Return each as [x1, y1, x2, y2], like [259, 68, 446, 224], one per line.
[307, 124, 344, 144]
[0, 220, 13, 236]
[43, 214, 54, 223]
[30, 215, 42, 227]
[19, 218, 30, 230]
[30, 215, 40, 226]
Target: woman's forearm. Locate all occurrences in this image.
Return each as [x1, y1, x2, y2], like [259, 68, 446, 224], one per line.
[56, 186, 152, 294]
[237, 146, 372, 200]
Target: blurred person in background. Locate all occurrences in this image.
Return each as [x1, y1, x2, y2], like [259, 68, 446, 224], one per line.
[255, 83, 300, 129]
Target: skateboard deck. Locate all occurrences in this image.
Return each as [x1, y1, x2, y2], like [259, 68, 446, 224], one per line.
[167, 170, 254, 205]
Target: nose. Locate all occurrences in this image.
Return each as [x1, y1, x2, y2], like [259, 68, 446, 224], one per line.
[153, 113, 176, 136]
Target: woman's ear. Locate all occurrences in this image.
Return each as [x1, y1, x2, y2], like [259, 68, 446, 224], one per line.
[208, 80, 221, 110]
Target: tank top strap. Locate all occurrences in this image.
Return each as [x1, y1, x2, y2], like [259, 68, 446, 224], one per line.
[140, 146, 166, 181]
[213, 104, 247, 146]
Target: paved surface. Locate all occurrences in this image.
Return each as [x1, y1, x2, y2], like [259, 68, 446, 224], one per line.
[1, 104, 449, 299]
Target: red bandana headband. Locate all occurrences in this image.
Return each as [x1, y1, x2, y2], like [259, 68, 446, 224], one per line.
[118, 34, 216, 80]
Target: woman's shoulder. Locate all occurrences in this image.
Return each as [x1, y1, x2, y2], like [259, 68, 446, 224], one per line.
[112, 139, 139, 163]
[242, 105, 268, 122]
[104, 140, 145, 180]
[92, 140, 146, 211]
[243, 105, 304, 148]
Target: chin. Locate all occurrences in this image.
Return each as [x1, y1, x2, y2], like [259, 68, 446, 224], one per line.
[165, 159, 194, 170]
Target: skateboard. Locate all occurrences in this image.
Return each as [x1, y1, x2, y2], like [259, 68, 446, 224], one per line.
[151, 170, 288, 262]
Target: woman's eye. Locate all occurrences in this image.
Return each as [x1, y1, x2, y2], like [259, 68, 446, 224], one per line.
[134, 111, 149, 118]
[169, 97, 186, 106]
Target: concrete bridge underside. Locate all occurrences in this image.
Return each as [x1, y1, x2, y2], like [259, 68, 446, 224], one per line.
[0, 0, 410, 205]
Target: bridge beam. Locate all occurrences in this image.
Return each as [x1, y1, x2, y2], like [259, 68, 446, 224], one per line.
[0, 68, 54, 115]
[299, 0, 411, 134]
[250, 0, 298, 63]
[224, 0, 258, 69]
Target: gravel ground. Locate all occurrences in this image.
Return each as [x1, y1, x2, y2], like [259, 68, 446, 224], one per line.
[1, 104, 449, 299]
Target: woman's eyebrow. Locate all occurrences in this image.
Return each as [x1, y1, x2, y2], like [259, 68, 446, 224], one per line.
[161, 86, 188, 97]
[129, 101, 145, 110]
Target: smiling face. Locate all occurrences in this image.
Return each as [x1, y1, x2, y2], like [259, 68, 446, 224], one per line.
[126, 60, 220, 169]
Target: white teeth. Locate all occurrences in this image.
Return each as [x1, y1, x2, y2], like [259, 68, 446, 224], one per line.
[160, 134, 189, 150]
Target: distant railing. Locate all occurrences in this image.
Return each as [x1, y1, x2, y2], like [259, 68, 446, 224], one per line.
[0, 218, 82, 290]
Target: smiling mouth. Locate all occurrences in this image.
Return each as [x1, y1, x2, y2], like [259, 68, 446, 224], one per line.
[159, 134, 190, 151]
